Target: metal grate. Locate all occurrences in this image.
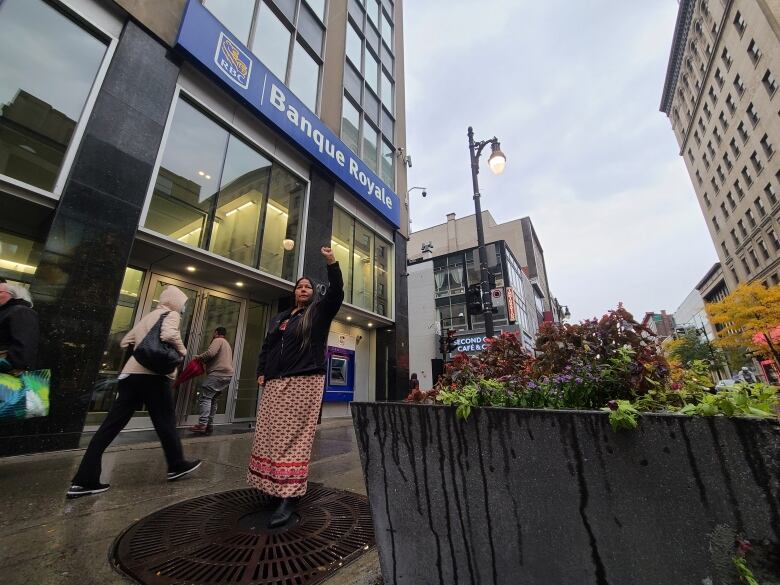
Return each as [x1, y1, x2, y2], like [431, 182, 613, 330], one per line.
[112, 485, 375, 585]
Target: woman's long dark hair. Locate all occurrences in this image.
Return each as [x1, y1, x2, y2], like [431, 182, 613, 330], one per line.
[285, 276, 319, 353]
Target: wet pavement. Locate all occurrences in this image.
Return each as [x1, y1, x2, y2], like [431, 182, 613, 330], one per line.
[0, 418, 381, 585]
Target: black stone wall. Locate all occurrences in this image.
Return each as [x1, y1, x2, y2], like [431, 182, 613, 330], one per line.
[0, 22, 180, 456]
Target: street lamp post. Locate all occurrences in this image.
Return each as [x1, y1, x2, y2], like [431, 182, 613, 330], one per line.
[467, 126, 506, 339]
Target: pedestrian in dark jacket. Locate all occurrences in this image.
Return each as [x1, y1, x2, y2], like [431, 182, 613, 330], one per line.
[0, 283, 39, 373]
[247, 246, 344, 528]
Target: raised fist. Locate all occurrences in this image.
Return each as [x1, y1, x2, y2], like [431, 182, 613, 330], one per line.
[321, 246, 336, 265]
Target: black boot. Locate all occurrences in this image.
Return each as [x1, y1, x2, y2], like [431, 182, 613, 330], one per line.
[268, 497, 297, 528]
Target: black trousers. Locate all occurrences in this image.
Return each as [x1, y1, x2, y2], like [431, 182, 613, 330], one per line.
[72, 374, 185, 485]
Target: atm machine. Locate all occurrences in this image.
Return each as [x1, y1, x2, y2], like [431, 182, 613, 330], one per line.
[324, 347, 355, 402]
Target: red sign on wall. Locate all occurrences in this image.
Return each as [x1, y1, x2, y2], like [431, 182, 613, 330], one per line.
[506, 287, 517, 324]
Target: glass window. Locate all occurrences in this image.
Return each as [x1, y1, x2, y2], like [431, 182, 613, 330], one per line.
[374, 236, 392, 316]
[365, 50, 379, 93]
[381, 139, 394, 189]
[305, 0, 326, 20]
[381, 11, 393, 49]
[0, 230, 43, 284]
[145, 100, 229, 247]
[364, 19, 380, 53]
[297, 6, 325, 56]
[381, 108, 394, 141]
[331, 206, 355, 300]
[362, 122, 378, 173]
[346, 21, 363, 69]
[352, 222, 375, 311]
[289, 42, 320, 112]
[251, 2, 291, 81]
[341, 95, 361, 155]
[209, 135, 272, 267]
[0, 0, 107, 191]
[204, 0, 255, 43]
[344, 62, 363, 102]
[367, 0, 380, 27]
[258, 165, 305, 281]
[465, 249, 480, 286]
[363, 89, 380, 124]
[381, 69, 393, 112]
[89, 267, 145, 423]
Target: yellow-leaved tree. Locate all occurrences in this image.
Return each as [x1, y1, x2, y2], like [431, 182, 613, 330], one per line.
[706, 282, 780, 368]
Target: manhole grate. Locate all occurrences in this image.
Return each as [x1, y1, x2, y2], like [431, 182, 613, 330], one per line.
[112, 485, 375, 585]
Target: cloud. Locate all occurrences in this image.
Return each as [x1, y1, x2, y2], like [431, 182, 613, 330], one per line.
[404, 0, 718, 323]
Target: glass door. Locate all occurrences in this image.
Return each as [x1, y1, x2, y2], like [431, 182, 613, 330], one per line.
[184, 291, 244, 425]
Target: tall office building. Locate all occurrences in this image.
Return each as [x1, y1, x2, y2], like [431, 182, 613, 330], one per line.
[0, 0, 409, 455]
[660, 0, 780, 290]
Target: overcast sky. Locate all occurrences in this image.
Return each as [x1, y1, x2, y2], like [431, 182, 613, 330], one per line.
[403, 0, 718, 323]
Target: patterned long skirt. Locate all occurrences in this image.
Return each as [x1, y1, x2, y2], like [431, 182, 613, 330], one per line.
[246, 374, 325, 498]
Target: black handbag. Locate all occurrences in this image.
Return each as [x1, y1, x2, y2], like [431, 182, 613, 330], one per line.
[132, 312, 182, 375]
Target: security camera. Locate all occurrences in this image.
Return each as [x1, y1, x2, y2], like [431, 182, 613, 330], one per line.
[422, 190, 427, 197]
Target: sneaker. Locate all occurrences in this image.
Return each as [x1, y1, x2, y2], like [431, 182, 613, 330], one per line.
[66, 483, 110, 499]
[166, 459, 202, 481]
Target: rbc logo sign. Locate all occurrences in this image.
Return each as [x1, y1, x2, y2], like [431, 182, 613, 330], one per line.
[213, 32, 251, 89]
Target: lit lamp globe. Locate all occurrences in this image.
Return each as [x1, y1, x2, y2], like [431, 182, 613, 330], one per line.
[283, 239, 295, 251]
[487, 142, 507, 175]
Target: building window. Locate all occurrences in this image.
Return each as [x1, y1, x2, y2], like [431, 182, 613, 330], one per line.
[721, 47, 733, 69]
[765, 183, 778, 205]
[304, 0, 326, 21]
[750, 151, 763, 174]
[712, 216, 720, 232]
[698, 117, 706, 133]
[708, 86, 717, 105]
[380, 139, 394, 189]
[145, 98, 304, 281]
[746, 209, 756, 228]
[721, 241, 729, 257]
[289, 41, 321, 112]
[251, 3, 292, 81]
[741, 165, 753, 186]
[703, 102, 712, 120]
[759, 239, 770, 259]
[749, 249, 759, 269]
[341, 94, 360, 155]
[722, 152, 732, 171]
[738, 219, 748, 237]
[715, 67, 725, 87]
[747, 39, 762, 65]
[731, 228, 740, 245]
[703, 153, 710, 168]
[696, 170, 703, 185]
[204, 0, 256, 43]
[716, 165, 725, 183]
[733, 11, 746, 36]
[741, 257, 751, 275]
[755, 197, 767, 217]
[713, 125, 722, 144]
[747, 102, 760, 126]
[703, 192, 711, 207]
[694, 130, 701, 145]
[762, 69, 778, 97]
[720, 202, 729, 218]
[711, 177, 720, 192]
[760, 134, 774, 158]
[362, 121, 379, 174]
[331, 206, 393, 316]
[727, 192, 736, 209]
[734, 179, 745, 199]
[0, 0, 109, 192]
[346, 20, 362, 69]
[733, 74, 745, 96]
[687, 148, 694, 163]
[769, 229, 780, 251]
[725, 94, 736, 114]
[737, 121, 749, 143]
[381, 9, 393, 50]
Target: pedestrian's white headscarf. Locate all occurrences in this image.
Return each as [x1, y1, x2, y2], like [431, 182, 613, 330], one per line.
[5, 284, 34, 307]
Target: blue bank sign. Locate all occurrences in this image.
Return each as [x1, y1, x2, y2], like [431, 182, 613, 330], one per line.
[175, 0, 400, 228]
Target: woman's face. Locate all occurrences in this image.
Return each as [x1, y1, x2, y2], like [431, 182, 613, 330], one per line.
[294, 278, 314, 305]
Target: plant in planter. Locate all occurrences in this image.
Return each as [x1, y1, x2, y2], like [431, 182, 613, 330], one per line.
[362, 304, 780, 584]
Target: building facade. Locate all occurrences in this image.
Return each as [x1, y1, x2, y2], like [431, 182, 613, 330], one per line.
[661, 0, 780, 289]
[0, 0, 409, 456]
[641, 311, 677, 340]
[408, 211, 560, 323]
[407, 236, 539, 391]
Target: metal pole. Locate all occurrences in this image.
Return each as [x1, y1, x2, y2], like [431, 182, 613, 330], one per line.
[468, 126, 495, 338]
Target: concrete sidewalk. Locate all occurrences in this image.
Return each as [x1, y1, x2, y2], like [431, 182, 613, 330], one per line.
[0, 418, 382, 585]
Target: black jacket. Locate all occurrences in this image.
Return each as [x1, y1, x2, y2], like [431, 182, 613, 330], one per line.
[257, 262, 344, 381]
[0, 298, 39, 371]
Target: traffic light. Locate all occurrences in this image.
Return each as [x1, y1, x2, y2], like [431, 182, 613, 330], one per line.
[466, 284, 482, 315]
[446, 329, 458, 353]
[439, 335, 448, 356]
[487, 271, 496, 290]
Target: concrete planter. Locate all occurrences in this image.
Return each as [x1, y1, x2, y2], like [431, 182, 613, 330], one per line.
[351, 402, 780, 585]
